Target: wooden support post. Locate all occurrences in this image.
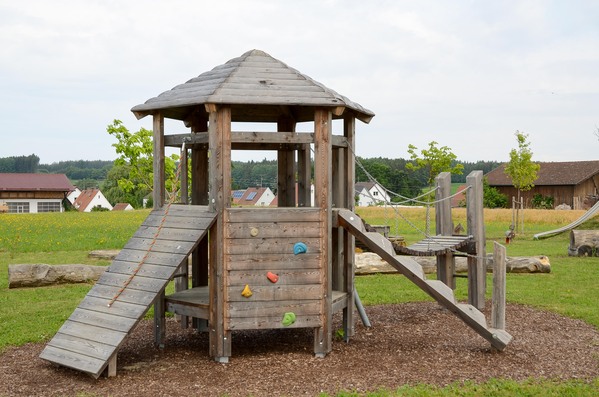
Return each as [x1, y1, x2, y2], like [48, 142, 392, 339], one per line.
[191, 112, 209, 330]
[174, 260, 189, 329]
[297, 144, 312, 207]
[153, 289, 165, 348]
[467, 170, 486, 310]
[277, 116, 296, 207]
[180, 145, 188, 204]
[492, 242, 507, 330]
[435, 172, 455, 288]
[207, 104, 231, 362]
[152, 112, 165, 209]
[107, 354, 117, 377]
[342, 115, 356, 339]
[313, 108, 332, 357]
[331, 147, 344, 291]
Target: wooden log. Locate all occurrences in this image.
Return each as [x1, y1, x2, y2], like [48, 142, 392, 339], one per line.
[568, 230, 599, 256]
[8, 264, 106, 288]
[354, 253, 551, 275]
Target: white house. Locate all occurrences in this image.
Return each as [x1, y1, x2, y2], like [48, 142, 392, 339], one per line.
[355, 182, 390, 207]
[66, 187, 81, 205]
[72, 188, 113, 212]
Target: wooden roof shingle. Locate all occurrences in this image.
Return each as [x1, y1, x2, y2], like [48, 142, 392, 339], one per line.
[486, 161, 599, 186]
[132, 49, 374, 124]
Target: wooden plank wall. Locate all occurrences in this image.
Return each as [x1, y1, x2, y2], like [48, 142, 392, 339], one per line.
[224, 208, 324, 331]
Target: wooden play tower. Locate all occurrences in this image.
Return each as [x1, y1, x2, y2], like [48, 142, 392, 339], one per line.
[40, 50, 511, 378]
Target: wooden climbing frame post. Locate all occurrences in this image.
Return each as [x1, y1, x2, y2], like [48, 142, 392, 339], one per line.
[466, 170, 486, 310]
[435, 172, 455, 289]
[492, 242, 507, 330]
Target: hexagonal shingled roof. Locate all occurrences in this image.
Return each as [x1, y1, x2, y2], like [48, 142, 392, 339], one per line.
[131, 49, 374, 124]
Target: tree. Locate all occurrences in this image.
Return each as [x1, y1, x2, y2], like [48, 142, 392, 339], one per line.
[504, 131, 540, 233]
[504, 131, 540, 204]
[406, 141, 464, 186]
[107, 120, 179, 204]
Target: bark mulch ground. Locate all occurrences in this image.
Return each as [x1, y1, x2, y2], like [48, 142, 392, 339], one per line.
[1, 302, 598, 396]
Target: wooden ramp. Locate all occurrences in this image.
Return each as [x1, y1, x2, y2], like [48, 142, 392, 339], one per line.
[39, 205, 216, 378]
[335, 209, 512, 351]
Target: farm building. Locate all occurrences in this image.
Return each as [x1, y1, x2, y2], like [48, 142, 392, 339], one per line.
[0, 173, 74, 213]
[486, 161, 599, 209]
[41, 49, 510, 378]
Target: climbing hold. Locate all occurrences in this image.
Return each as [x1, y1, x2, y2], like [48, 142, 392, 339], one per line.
[250, 227, 259, 237]
[293, 242, 307, 255]
[241, 284, 252, 298]
[266, 271, 279, 283]
[282, 312, 296, 326]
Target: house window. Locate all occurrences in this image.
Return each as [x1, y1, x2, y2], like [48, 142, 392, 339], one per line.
[38, 202, 62, 213]
[8, 202, 30, 213]
[373, 191, 379, 196]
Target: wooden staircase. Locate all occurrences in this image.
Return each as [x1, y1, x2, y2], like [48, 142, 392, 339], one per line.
[39, 205, 216, 378]
[334, 209, 512, 351]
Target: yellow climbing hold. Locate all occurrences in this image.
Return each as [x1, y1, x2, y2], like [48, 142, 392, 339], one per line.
[241, 284, 252, 298]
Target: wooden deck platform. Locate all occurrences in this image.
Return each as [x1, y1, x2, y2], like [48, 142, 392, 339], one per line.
[39, 205, 216, 379]
[396, 235, 472, 256]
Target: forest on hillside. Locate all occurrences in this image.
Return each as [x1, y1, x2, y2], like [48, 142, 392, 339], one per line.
[0, 154, 502, 207]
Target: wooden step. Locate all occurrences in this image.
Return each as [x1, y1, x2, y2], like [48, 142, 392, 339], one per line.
[456, 303, 488, 328]
[425, 280, 456, 304]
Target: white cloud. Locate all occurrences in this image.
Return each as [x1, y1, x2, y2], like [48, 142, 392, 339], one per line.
[0, 0, 598, 164]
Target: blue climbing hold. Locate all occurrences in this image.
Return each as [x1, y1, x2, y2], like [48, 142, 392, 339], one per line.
[293, 242, 307, 255]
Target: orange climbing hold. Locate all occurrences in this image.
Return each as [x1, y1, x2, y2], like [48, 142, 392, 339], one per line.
[266, 271, 279, 283]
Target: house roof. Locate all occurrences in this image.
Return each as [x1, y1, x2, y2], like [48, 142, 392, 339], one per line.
[131, 49, 374, 124]
[486, 161, 599, 186]
[0, 173, 74, 192]
[355, 182, 377, 192]
[238, 187, 271, 206]
[112, 203, 133, 211]
[73, 188, 101, 211]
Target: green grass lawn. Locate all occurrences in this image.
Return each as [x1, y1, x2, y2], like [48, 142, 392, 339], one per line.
[1, 208, 598, 396]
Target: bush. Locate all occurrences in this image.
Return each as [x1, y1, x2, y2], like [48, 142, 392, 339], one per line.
[532, 193, 554, 209]
[483, 179, 508, 208]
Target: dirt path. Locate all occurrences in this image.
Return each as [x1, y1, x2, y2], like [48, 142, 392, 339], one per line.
[1, 302, 598, 396]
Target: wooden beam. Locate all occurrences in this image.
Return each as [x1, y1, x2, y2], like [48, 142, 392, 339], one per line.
[492, 242, 506, 330]
[343, 115, 356, 339]
[467, 170, 486, 310]
[152, 112, 165, 209]
[297, 144, 312, 207]
[313, 108, 332, 357]
[208, 105, 231, 361]
[435, 172, 455, 288]
[277, 117, 297, 207]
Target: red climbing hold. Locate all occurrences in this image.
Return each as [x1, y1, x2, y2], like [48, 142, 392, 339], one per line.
[266, 271, 279, 283]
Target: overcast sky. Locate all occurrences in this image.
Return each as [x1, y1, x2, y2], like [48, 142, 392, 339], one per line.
[1, 0, 598, 165]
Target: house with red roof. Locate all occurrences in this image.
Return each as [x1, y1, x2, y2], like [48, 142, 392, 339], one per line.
[486, 161, 599, 209]
[112, 203, 134, 211]
[0, 173, 75, 213]
[72, 188, 113, 212]
[231, 187, 275, 206]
